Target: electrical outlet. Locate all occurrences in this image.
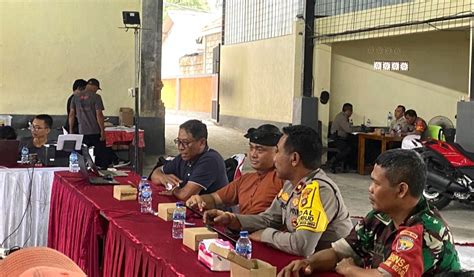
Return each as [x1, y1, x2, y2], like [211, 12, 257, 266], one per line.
[128, 88, 135, 97]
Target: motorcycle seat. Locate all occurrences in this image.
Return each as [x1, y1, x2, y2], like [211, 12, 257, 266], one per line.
[452, 143, 474, 163]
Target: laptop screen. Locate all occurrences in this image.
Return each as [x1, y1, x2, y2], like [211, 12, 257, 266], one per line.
[0, 140, 20, 166]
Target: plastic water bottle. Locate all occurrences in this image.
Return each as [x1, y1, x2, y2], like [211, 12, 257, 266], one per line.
[366, 118, 371, 128]
[140, 184, 152, 214]
[235, 231, 252, 259]
[396, 124, 402, 136]
[21, 146, 29, 164]
[172, 202, 186, 239]
[68, 151, 80, 173]
[138, 176, 148, 202]
[387, 112, 393, 127]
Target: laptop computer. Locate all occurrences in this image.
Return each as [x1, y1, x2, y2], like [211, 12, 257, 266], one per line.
[40, 145, 70, 167]
[77, 153, 119, 185]
[0, 140, 20, 167]
[82, 148, 128, 177]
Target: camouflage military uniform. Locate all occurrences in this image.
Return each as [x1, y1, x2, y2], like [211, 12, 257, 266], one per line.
[236, 169, 353, 257]
[332, 197, 460, 276]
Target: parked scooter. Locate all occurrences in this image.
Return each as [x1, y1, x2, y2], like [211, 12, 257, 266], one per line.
[415, 139, 474, 210]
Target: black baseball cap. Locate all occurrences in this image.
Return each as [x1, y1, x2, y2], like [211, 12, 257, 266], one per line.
[87, 78, 101, 90]
[244, 124, 282, 146]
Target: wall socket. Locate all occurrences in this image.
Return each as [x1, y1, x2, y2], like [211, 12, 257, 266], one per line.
[128, 88, 135, 97]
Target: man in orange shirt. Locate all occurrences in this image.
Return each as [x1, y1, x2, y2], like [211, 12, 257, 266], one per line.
[186, 124, 284, 215]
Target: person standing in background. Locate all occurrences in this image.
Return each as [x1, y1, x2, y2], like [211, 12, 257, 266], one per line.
[65, 79, 87, 134]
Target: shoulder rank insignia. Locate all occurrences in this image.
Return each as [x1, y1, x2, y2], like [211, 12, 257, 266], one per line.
[280, 192, 289, 202]
[295, 182, 306, 193]
[292, 198, 299, 207]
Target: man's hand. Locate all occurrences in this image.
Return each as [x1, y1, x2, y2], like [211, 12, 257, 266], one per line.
[203, 209, 232, 226]
[335, 258, 356, 276]
[277, 259, 313, 277]
[100, 131, 106, 141]
[186, 195, 207, 211]
[151, 169, 182, 188]
[249, 229, 264, 242]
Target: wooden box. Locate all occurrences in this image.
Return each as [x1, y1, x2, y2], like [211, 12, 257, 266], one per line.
[183, 227, 218, 251]
[113, 185, 137, 201]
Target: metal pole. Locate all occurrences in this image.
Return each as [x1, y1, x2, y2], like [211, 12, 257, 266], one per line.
[134, 28, 141, 174]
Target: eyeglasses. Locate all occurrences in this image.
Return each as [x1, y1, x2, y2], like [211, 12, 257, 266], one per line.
[173, 138, 195, 148]
[29, 125, 48, 131]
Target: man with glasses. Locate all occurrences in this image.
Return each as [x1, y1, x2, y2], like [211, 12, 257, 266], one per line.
[150, 119, 228, 201]
[19, 114, 53, 158]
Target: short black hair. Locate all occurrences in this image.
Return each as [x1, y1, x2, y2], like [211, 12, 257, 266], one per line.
[72, 79, 87, 91]
[179, 119, 208, 140]
[397, 105, 406, 113]
[34, 114, 53, 129]
[282, 125, 321, 170]
[405, 109, 417, 118]
[375, 149, 426, 198]
[342, 103, 353, 112]
[0, 126, 17, 140]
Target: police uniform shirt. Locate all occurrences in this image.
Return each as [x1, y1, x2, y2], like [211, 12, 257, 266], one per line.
[235, 169, 353, 257]
[331, 112, 352, 139]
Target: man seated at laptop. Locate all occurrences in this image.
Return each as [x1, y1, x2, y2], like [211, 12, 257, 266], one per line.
[186, 124, 284, 215]
[150, 119, 228, 201]
[19, 114, 53, 159]
[0, 126, 17, 140]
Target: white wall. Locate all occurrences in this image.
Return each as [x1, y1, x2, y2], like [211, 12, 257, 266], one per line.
[329, 30, 469, 127]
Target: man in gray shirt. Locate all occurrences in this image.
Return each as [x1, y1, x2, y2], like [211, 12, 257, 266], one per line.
[69, 78, 108, 168]
[204, 125, 352, 257]
[328, 103, 354, 172]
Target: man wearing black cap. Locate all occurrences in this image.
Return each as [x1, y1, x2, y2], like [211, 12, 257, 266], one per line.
[186, 124, 284, 215]
[69, 78, 108, 168]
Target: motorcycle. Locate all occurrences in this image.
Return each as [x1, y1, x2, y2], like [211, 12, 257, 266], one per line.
[415, 139, 474, 210]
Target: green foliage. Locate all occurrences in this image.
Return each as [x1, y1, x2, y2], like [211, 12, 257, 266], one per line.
[164, 0, 209, 13]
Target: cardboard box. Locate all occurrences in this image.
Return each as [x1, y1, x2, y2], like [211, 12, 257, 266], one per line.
[157, 203, 177, 221]
[198, 239, 234, 271]
[230, 260, 276, 277]
[113, 185, 137, 201]
[119, 107, 134, 127]
[183, 227, 218, 251]
[209, 243, 276, 277]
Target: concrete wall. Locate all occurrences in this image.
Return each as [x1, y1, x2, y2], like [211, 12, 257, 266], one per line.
[219, 34, 297, 124]
[0, 0, 139, 116]
[329, 30, 469, 127]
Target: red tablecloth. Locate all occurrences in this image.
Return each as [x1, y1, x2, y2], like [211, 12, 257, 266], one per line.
[105, 129, 145, 148]
[48, 171, 340, 277]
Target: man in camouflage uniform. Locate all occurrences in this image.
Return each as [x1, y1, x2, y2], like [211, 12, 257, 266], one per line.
[279, 149, 460, 277]
[204, 125, 353, 257]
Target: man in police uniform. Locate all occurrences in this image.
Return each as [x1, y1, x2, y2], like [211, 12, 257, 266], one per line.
[204, 125, 353, 257]
[278, 149, 460, 277]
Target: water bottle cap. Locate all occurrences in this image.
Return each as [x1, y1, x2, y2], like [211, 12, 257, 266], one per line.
[176, 201, 184, 207]
[240, 231, 249, 237]
[141, 176, 148, 180]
